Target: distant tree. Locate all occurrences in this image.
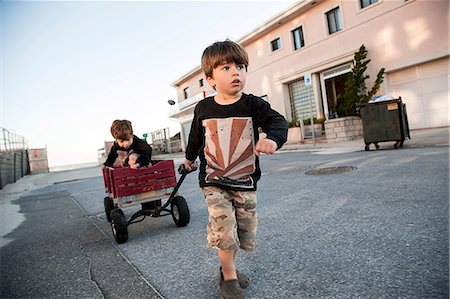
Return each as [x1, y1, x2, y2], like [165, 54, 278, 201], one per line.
[336, 45, 385, 117]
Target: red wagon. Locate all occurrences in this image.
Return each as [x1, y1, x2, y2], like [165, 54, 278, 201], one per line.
[102, 160, 196, 244]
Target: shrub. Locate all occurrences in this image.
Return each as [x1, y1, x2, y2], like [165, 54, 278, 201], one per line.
[336, 45, 385, 117]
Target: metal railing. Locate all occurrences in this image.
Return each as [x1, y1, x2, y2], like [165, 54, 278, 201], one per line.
[0, 128, 29, 189]
[1, 128, 28, 152]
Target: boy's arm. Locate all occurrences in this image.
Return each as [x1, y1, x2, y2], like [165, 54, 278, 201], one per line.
[184, 104, 202, 165]
[253, 97, 288, 150]
[134, 136, 152, 167]
[104, 143, 119, 166]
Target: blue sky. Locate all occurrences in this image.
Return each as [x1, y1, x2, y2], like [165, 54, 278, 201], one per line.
[1, 0, 297, 167]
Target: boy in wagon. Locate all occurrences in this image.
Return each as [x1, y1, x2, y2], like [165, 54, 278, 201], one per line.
[103, 119, 152, 169]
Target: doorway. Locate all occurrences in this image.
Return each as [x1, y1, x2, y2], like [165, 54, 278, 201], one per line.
[325, 73, 348, 116]
[321, 63, 352, 118]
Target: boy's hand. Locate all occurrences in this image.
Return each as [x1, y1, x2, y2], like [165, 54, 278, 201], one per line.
[183, 159, 194, 171]
[254, 138, 277, 156]
[117, 151, 127, 167]
[129, 163, 140, 169]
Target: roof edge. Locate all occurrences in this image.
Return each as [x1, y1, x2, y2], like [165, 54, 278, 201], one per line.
[171, 0, 319, 87]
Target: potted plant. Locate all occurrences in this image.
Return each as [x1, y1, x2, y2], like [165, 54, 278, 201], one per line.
[287, 120, 301, 143]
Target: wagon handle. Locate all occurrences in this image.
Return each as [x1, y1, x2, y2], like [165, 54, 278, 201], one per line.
[153, 163, 197, 216]
[178, 163, 198, 175]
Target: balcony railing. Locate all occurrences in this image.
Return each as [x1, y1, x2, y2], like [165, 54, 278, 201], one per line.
[178, 91, 206, 110]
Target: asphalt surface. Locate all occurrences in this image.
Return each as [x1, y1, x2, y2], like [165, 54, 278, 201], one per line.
[0, 180, 162, 299]
[1, 127, 449, 298]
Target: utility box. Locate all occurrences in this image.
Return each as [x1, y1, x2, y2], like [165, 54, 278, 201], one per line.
[360, 97, 410, 151]
[28, 148, 49, 174]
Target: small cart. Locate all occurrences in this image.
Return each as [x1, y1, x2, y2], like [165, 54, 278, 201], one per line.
[102, 160, 196, 244]
[360, 97, 410, 151]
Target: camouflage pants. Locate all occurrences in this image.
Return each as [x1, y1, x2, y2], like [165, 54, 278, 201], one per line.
[202, 186, 257, 252]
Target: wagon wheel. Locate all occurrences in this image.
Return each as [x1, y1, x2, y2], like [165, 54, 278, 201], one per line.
[104, 196, 114, 222]
[171, 196, 190, 227]
[110, 208, 128, 244]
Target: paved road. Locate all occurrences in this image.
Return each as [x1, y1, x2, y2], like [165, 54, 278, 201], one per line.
[0, 178, 163, 298]
[1, 140, 448, 298]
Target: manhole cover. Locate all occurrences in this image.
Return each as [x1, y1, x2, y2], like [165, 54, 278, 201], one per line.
[305, 166, 357, 175]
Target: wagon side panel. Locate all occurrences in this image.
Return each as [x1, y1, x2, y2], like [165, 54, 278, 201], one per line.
[112, 160, 177, 198]
[102, 168, 110, 193]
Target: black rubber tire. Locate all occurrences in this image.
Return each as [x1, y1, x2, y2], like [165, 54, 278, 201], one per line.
[171, 196, 190, 227]
[110, 209, 128, 244]
[104, 196, 114, 222]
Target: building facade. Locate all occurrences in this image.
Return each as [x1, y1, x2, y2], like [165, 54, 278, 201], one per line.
[169, 0, 449, 150]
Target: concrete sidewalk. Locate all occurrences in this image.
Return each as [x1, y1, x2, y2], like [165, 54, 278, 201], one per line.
[0, 178, 163, 299]
[0, 166, 103, 247]
[280, 126, 449, 152]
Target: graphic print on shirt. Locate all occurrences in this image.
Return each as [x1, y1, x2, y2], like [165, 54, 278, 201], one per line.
[202, 117, 255, 188]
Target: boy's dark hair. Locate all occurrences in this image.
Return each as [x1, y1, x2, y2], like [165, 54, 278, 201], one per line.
[110, 119, 133, 140]
[201, 40, 249, 78]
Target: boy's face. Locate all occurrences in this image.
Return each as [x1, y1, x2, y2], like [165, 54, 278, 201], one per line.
[207, 62, 247, 97]
[117, 136, 133, 149]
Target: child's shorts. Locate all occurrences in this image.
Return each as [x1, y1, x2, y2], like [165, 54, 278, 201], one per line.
[202, 186, 257, 252]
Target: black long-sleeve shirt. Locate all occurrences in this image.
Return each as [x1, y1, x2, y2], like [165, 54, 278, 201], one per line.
[104, 135, 152, 167]
[185, 93, 288, 191]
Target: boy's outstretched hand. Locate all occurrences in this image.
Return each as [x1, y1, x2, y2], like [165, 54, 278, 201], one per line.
[254, 138, 277, 156]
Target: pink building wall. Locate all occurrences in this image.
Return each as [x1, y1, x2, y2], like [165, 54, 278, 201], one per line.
[171, 0, 449, 144]
[242, 0, 448, 122]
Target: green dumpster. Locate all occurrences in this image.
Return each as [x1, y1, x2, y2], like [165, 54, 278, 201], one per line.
[360, 97, 410, 151]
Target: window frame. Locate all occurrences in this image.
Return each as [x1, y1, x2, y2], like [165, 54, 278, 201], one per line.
[270, 37, 282, 52]
[291, 26, 305, 51]
[183, 87, 190, 99]
[360, 0, 378, 9]
[325, 6, 343, 35]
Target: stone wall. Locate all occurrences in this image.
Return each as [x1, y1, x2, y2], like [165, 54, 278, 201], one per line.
[324, 116, 363, 143]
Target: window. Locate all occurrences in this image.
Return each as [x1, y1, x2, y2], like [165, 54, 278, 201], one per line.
[183, 87, 189, 99]
[326, 7, 343, 34]
[288, 79, 316, 121]
[292, 26, 305, 50]
[360, 0, 378, 9]
[199, 79, 204, 87]
[271, 37, 281, 52]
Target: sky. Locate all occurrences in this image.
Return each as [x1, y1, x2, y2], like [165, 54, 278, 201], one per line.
[1, 0, 298, 168]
